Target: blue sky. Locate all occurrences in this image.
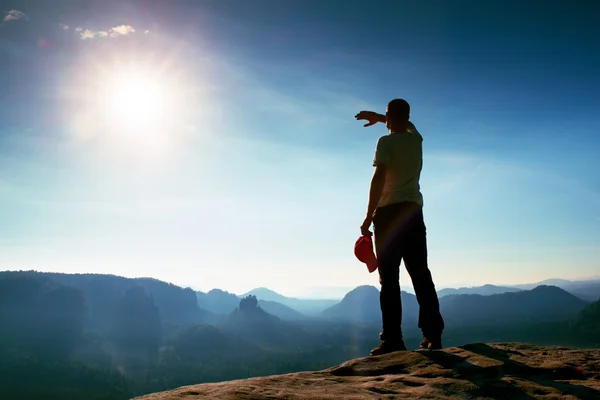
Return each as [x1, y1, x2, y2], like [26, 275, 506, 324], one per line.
[0, 0, 598, 297]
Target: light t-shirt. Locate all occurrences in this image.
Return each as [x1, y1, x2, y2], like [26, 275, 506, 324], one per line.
[372, 122, 424, 208]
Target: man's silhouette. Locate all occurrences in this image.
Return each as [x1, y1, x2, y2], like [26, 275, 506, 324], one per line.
[356, 99, 445, 356]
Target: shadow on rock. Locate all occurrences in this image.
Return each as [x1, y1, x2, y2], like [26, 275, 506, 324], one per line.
[463, 343, 600, 400]
[420, 343, 600, 400]
[419, 348, 535, 399]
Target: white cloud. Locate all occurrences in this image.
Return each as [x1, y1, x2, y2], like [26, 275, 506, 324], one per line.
[59, 23, 69, 30]
[110, 25, 135, 36]
[3, 10, 27, 23]
[75, 28, 96, 40]
[75, 24, 136, 40]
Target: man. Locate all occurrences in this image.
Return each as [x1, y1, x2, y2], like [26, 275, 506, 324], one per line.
[355, 99, 445, 356]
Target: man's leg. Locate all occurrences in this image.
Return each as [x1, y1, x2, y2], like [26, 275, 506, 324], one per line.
[402, 204, 445, 349]
[377, 249, 402, 343]
[370, 204, 407, 355]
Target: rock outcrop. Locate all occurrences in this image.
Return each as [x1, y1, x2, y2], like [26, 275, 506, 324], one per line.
[134, 342, 600, 399]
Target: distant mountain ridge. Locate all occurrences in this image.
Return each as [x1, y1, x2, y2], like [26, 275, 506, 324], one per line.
[508, 278, 600, 302]
[2, 269, 599, 400]
[435, 278, 600, 302]
[196, 288, 311, 321]
[257, 299, 309, 321]
[319, 284, 589, 329]
[440, 285, 589, 325]
[437, 284, 523, 297]
[242, 287, 289, 303]
[320, 285, 420, 330]
[4, 270, 218, 332]
[321, 285, 380, 323]
[5, 270, 598, 328]
[233, 278, 599, 308]
[196, 289, 239, 315]
[200, 277, 599, 321]
[241, 287, 338, 316]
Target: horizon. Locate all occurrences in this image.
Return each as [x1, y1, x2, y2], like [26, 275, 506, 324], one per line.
[1, 1, 599, 296]
[192, 273, 600, 298]
[167, 274, 600, 299]
[3, 268, 599, 300]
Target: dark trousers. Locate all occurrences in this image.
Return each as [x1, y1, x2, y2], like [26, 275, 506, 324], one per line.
[373, 201, 444, 341]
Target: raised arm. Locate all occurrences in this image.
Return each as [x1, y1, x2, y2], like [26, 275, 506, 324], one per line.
[355, 111, 386, 127]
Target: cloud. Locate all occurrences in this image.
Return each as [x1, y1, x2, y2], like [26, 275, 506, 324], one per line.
[110, 25, 135, 36]
[75, 24, 136, 40]
[3, 10, 27, 23]
[75, 28, 95, 40]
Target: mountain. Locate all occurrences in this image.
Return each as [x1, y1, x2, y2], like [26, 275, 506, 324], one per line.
[217, 295, 304, 348]
[321, 284, 589, 328]
[439, 285, 589, 326]
[257, 299, 308, 321]
[510, 278, 600, 302]
[433, 278, 600, 302]
[3, 270, 600, 400]
[294, 286, 356, 300]
[570, 299, 600, 347]
[320, 285, 380, 323]
[196, 289, 309, 321]
[1, 270, 217, 334]
[0, 273, 86, 358]
[319, 285, 419, 327]
[133, 342, 600, 400]
[557, 280, 600, 302]
[243, 287, 289, 303]
[196, 289, 240, 315]
[242, 287, 338, 315]
[538, 278, 576, 286]
[437, 284, 523, 297]
[513, 278, 574, 289]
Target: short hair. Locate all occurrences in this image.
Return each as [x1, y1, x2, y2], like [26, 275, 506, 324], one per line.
[387, 99, 410, 120]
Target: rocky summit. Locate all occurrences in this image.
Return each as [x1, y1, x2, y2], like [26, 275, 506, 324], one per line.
[134, 342, 600, 399]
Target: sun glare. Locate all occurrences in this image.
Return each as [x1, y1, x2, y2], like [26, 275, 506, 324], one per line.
[69, 61, 194, 159]
[97, 69, 178, 154]
[105, 73, 166, 129]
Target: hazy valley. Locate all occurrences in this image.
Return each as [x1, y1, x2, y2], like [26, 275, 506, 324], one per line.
[1, 270, 598, 399]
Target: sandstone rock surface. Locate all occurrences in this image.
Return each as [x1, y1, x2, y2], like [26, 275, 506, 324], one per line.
[134, 342, 600, 399]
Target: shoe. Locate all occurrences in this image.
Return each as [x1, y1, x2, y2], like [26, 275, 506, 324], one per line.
[419, 336, 442, 350]
[370, 340, 407, 356]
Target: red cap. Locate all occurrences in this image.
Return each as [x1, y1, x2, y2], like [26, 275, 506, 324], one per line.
[354, 235, 378, 273]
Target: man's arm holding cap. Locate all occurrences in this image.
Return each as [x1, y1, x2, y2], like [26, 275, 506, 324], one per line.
[361, 138, 389, 236]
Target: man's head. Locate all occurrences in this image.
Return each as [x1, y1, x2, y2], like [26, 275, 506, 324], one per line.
[386, 99, 410, 131]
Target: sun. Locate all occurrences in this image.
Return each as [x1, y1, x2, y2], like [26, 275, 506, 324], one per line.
[104, 72, 166, 130]
[96, 69, 178, 152]
[69, 61, 193, 159]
